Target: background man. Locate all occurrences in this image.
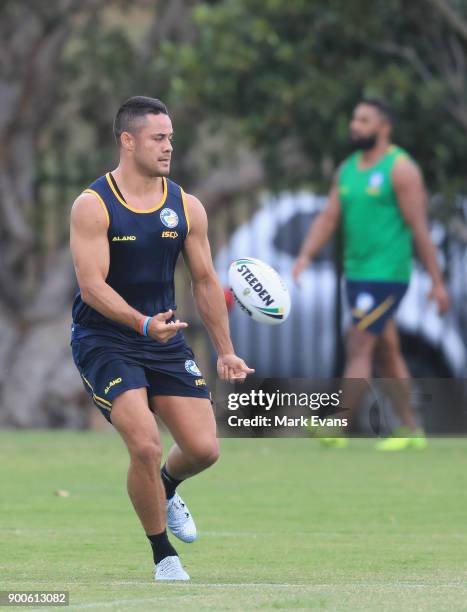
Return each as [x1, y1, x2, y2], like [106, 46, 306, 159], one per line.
[70, 96, 253, 580]
[293, 97, 449, 449]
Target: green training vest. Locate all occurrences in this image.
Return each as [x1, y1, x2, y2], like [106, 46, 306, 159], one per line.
[338, 145, 412, 282]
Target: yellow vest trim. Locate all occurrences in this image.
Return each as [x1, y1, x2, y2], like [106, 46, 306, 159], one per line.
[105, 173, 167, 214]
[83, 189, 110, 228]
[180, 187, 190, 234]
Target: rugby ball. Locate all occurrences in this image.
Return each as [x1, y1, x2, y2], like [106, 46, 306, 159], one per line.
[228, 257, 291, 325]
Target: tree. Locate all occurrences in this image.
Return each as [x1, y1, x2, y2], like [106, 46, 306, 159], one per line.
[160, 0, 467, 196]
[0, 0, 200, 427]
[3, 0, 467, 426]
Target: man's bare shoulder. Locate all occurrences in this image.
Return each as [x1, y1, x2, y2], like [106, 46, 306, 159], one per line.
[392, 155, 422, 185]
[71, 191, 109, 231]
[183, 192, 207, 233]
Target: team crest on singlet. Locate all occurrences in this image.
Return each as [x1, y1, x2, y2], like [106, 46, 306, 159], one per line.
[369, 172, 384, 188]
[160, 207, 179, 228]
[185, 360, 202, 376]
[356, 292, 375, 313]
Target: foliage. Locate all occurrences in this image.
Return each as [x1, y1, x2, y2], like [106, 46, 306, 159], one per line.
[2, 0, 467, 312]
[159, 0, 467, 193]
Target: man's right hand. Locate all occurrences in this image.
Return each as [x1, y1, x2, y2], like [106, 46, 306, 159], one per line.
[292, 254, 311, 285]
[147, 309, 188, 343]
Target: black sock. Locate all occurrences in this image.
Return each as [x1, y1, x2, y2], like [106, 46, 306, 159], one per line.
[161, 464, 184, 500]
[147, 529, 177, 564]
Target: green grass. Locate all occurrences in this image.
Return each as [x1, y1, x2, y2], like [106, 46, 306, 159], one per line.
[0, 432, 466, 610]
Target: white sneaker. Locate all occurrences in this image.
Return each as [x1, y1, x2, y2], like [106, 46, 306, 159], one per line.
[154, 555, 190, 581]
[166, 493, 197, 543]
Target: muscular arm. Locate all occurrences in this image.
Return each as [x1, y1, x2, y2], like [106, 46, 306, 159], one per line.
[393, 159, 449, 312]
[292, 180, 341, 281]
[70, 193, 186, 340]
[182, 193, 254, 380]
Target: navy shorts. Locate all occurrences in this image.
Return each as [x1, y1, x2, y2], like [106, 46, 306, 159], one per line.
[346, 279, 408, 335]
[71, 333, 210, 424]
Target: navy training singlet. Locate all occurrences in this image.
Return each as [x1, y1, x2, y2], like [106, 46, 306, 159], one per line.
[71, 172, 190, 345]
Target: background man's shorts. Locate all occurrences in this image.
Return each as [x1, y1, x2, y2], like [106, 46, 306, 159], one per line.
[71, 336, 210, 424]
[346, 279, 409, 335]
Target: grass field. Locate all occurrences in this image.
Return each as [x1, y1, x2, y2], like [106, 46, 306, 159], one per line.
[0, 431, 466, 611]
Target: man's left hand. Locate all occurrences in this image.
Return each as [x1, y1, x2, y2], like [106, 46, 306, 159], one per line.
[217, 354, 255, 383]
[428, 282, 450, 314]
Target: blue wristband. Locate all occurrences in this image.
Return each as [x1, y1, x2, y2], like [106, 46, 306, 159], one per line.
[142, 316, 152, 337]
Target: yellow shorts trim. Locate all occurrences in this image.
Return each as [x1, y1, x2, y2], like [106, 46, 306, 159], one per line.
[81, 375, 112, 411]
[357, 296, 396, 331]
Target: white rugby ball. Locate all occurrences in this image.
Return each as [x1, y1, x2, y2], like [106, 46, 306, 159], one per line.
[228, 257, 291, 325]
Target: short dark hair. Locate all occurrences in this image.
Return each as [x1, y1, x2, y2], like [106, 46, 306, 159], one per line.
[113, 96, 168, 144]
[358, 97, 395, 126]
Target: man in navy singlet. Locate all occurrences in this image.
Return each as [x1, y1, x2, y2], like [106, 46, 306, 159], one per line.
[70, 96, 254, 581]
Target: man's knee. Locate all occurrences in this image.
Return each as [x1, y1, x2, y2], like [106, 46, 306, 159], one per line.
[189, 439, 220, 469]
[378, 341, 399, 366]
[130, 439, 163, 468]
[378, 325, 402, 363]
[346, 327, 376, 360]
